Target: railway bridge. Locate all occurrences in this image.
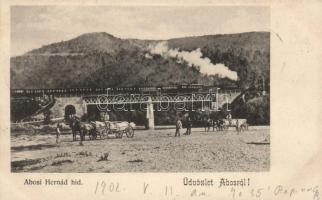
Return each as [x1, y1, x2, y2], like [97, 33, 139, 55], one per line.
[11, 87, 241, 129]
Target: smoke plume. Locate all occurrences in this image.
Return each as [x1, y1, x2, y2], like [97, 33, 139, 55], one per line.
[149, 42, 238, 81]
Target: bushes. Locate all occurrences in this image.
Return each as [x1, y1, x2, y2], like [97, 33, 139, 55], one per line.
[11, 98, 41, 122]
[245, 95, 270, 125]
[43, 110, 52, 125]
[232, 95, 270, 125]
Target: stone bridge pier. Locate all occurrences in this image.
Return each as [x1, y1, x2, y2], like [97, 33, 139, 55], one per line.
[145, 97, 155, 129]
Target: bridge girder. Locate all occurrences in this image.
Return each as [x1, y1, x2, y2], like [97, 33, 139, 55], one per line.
[82, 93, 216, 105]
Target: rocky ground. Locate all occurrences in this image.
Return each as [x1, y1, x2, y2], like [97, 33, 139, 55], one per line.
[11, 127, 270, 172]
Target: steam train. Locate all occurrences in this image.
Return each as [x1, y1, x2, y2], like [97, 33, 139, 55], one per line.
[11, 83, 238, 97]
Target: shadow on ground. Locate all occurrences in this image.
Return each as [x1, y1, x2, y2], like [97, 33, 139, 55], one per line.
[11, 144, 56, 152]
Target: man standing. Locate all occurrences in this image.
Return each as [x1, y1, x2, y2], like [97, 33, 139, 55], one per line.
[175, 119, 182, 137]
[226, 112, 232, 126]
[56, 122, 62, 144]
[101, 112, 110, 121]
[185, 117, 192, 135]
[236, 119, 240, 133]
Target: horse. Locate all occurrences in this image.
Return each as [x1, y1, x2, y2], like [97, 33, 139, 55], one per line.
[69, 117, 83, 141]
[240, 121, 249, 131]
[203, 118, 226, 132]
[212, 120, 220, 131]
[222, 119, 248, 132]
[68, 117, 96, 144]
[81, 123, 97, 140]
[204, 118, 212, 132]
[90, 121, 106, 139]
[215, 119, 224, 131]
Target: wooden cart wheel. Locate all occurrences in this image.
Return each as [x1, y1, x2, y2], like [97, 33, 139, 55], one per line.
[100, 130, 106, 140]
[106, 129, 113, 139]
[126, 127, 134, 138]
[114, 131, 120, 139]
[117, 131, 123, 139]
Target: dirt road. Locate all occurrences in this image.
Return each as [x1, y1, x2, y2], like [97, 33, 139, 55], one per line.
[11, 127, 270, 172]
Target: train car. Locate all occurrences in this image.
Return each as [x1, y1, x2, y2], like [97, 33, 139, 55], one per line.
[160, 85, 179, 94]
[11, 84, 215, 98]
[179, 83, 204, 93]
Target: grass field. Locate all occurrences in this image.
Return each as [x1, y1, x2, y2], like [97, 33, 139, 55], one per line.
[11, 127, 270, 172]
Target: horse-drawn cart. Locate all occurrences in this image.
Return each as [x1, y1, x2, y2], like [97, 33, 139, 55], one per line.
[92, 121, 135, 139]
[221, 119, 248, 131]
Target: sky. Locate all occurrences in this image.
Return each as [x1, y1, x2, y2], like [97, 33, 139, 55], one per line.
[11, 6, 270, 56]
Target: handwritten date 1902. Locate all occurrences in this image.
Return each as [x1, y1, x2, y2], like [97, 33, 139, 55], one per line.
[94, 181, 121, 195]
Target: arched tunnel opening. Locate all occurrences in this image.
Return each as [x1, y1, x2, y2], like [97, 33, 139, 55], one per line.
[64, 105, 76, 120]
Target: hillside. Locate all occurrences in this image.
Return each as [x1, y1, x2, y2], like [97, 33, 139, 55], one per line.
[11, 32, 270, 89]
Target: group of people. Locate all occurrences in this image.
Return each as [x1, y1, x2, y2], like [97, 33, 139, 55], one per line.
[56, 112, 240, 142]
[175, 117, 193, 137]
[174, 113, 236, 137]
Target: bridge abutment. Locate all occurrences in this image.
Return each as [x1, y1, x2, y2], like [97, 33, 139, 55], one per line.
[51, 97, 85, 119]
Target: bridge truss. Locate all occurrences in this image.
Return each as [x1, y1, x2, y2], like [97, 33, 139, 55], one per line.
[82, 93, 217, 105]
